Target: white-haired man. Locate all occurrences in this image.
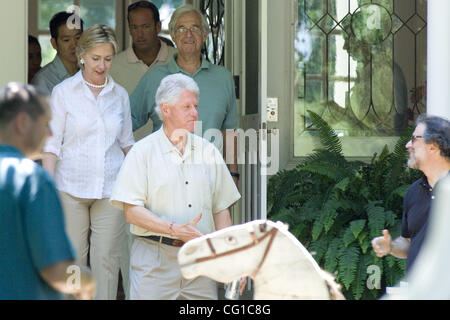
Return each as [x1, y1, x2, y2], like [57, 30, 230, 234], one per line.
[110, 74, 241, 299]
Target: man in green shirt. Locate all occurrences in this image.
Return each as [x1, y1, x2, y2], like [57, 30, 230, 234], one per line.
[130, 5, 240, 184]
[0, 83, 95, 299]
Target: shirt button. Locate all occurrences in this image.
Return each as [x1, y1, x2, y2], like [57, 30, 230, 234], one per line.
[188, 204, 192, 208]
[185, 181, 189, 185]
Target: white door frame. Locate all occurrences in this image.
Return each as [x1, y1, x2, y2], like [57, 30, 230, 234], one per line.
[228, 0, 268, 224]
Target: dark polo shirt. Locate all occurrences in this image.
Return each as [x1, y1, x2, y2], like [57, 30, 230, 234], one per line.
[402, 176, 434, 272]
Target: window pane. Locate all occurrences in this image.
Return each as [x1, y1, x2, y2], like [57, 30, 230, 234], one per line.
[80, 0, 115, 29]
[38, 0, 74, 30]
[38, 35, 56, 67]
[294, 0, 427, 156]
[152, 0, 185, 32]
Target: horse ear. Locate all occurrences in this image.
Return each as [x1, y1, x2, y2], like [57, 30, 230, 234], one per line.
[275, 220, 289, 231]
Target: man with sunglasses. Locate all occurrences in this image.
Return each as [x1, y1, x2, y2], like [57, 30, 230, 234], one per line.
[372, 115, 450, 273]
[110, 1, 176, 101]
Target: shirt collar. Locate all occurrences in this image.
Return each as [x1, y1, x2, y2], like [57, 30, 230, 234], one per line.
[126, 46, 140, 64]
[70, 70, 116, 96]
[158, 127, 195, 158]
[167, 54, 211, 75]
[127, 40, 172, 66]
[53, 55, 71, 79]
[0, 144, 24, 158]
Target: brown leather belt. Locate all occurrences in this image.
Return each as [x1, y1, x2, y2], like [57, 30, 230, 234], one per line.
[143, 235, 185, 247]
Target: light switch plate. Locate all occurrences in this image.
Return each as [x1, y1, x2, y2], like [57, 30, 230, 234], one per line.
[267, 97, 278, 122]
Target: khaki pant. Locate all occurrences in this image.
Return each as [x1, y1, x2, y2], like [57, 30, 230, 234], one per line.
[119, 223, 134, 299]
[130, 237, 218, 300]
[59, 192, 125, 300]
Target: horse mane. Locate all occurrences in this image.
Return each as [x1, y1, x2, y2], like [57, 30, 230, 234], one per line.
[319, 269, 346, 300]
[269, 221, 346, 300]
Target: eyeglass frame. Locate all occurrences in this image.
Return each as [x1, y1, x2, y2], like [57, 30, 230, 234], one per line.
[174, 25, 203, 36]
[410, 135, 424, 143]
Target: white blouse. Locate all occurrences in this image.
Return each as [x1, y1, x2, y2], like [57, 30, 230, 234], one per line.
[44, 70, 135, 199]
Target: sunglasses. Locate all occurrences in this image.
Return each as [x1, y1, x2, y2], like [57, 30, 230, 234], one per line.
[128, 1, 156, 12]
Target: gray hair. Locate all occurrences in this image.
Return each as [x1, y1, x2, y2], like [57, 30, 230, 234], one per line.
[168, 4, 210, 36]
[416, 114, 450, 160]
[76, 24, 118, 69]
[155, 74, 200, 120]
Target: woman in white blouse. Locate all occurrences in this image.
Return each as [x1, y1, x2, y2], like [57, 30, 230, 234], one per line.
[43, 24, 135, 300]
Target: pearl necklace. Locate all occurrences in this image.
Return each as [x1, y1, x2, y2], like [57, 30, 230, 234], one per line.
[84, 77, 108, 89]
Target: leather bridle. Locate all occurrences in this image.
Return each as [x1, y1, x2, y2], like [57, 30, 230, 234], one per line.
[194, 227, 278, 279]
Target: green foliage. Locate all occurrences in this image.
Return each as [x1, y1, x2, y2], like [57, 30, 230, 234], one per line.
[267, 111, 421, 300]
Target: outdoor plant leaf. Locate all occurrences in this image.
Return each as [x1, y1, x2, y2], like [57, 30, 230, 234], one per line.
[350, 219, 366, 239]
[267, 113, 421, 299]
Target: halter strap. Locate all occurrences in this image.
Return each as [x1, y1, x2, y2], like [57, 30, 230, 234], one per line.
[195, 227, 278, 278]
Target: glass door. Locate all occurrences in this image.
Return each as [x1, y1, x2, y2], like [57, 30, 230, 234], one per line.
[294, 0, 427, 157]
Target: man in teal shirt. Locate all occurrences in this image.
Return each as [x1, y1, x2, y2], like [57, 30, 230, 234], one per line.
[0, 83, 95, 299]
[131, 53, 237, 135]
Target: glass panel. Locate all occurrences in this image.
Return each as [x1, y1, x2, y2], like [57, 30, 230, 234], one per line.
[79, 0, 115, 29]
[152, 0, 185, 32]
[200, 0, 225, 65]
[294, 0, 427, 156]
[38, 0, 74, 30]
[38, 35, 56, 68]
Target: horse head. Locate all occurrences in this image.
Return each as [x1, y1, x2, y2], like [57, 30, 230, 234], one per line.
[178, 220, 281, 283]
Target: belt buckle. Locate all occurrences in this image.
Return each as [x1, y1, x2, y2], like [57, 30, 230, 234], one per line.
[173, 239, 184, 247]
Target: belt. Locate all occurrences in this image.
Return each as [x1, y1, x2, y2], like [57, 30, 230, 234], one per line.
[142, 235, 185, 247]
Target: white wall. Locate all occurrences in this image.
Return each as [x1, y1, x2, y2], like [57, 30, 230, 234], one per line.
[0, 0, 27, 86]
[427, 0, 450, 120]
[266, 0, 293, 171]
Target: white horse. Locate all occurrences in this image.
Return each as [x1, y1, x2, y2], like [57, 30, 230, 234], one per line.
[177, 220, 344, 300]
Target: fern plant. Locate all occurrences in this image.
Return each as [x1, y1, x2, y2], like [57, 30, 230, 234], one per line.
[267, 111, 421, 300]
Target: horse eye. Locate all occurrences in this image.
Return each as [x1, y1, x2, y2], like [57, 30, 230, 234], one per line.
[225, 236, 236, 244]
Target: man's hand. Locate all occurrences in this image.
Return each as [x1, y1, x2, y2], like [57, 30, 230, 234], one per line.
[173, 213, 204, 242]
[72, 265, 97, 300]
[371, 229, 392, 257]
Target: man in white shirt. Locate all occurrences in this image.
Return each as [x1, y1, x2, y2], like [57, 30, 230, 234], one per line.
[110, 74, 241, 300]
[109, 2, 177, 299]
[110, 1, 177, 140]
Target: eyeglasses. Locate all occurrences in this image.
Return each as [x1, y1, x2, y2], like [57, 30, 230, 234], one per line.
[175, 26, 202, 36]
[128, 1, 155, 12]
[410, 135, 424, 143]
[127, 1, 160, 22]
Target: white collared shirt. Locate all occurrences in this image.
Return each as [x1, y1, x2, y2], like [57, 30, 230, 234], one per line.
[110, 128, 241, 236]
[44, 70, 135, 199]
